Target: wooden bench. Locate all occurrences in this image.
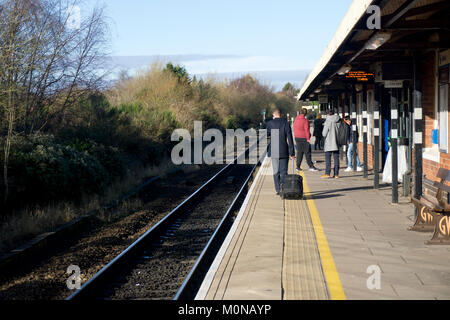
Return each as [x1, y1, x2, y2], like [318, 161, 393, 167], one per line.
[409, 168, 450, 244]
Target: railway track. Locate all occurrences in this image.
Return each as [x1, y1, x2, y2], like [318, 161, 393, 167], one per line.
[67, 143, 264, 300]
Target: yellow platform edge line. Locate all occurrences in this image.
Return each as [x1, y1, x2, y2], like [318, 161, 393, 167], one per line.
[300, 172, 347, 300]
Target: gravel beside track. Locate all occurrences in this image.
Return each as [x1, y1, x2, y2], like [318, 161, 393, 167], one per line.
[97, 163, 255, 300]
[0, 165, 223, 300]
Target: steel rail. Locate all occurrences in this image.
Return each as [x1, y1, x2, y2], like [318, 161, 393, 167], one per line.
[174, 152, 264, 300]
[66, 143, 261, 300]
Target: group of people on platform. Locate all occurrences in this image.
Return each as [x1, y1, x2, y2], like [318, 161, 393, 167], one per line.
[266, 108, 363, 195]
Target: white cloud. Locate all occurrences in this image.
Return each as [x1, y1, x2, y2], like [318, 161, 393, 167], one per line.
[105, 54, 313, 90]
[182, 56, 312, 74]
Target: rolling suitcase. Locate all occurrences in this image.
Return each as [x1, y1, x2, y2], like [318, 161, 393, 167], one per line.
[280, 162, 304, 200]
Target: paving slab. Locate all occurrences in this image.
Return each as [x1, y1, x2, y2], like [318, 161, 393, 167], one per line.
[198, 149, 450, 300]
[303, 151, 450, 299]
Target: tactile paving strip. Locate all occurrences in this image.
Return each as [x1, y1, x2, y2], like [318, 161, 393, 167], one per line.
[282, 170, 330, 300]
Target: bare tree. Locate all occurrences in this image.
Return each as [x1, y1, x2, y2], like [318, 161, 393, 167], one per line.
[0, 0, 110, 203]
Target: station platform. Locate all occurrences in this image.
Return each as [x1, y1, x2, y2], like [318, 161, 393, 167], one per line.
[196, 152, 450, 300]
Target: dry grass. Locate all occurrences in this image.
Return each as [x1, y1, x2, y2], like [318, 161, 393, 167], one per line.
[96, 198, 144, 224]
[109, 63, 182, 108]
[0, 157, 187, 256]
[0, 204, 78, 254]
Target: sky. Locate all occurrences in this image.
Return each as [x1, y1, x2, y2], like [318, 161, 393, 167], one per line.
[86, 0, 354, 89]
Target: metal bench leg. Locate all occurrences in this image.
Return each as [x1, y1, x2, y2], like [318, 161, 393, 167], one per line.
[426, 214, 450, 245]
[408, 205, 435, 232]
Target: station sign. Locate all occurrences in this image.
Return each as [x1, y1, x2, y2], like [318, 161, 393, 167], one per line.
[384, 80, 404, 88]
[345, 71, 374, 82]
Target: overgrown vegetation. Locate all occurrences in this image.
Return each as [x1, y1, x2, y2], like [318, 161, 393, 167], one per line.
[0, 0, 110, 207]
[0, 0, 301, 252]
[1, 61, 301, 212]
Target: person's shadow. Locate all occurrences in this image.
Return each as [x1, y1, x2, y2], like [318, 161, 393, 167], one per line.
[306, 185, 381, 200]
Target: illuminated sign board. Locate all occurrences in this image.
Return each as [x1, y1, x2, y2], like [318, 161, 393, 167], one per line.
[345, 71, 374, 82]
[384, 80, 404, 88]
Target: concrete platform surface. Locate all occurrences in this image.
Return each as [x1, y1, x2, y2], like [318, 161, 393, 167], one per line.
[196, 151, 450, 300]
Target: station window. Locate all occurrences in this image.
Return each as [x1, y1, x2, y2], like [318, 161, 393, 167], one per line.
[439, 83, 448, 153]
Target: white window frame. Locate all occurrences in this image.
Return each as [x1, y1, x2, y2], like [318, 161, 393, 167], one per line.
[424, 51, 442, 161]
[439, 83, 448, 153]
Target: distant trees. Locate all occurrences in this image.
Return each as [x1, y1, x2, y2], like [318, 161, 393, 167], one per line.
[109, 66, 301, 133]
[164, 63, 190, 83]
[0, 0, 109, 202]
[282, 82, 300, 98]
[282, 82, 294, 92]
[225, 75, 276, 127]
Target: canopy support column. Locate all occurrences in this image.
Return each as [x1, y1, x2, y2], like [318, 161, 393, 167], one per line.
[391, 89, 399, 204]
[374, 84, 381, 189]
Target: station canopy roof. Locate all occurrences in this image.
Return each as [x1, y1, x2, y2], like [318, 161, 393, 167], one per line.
[299, 0, 450, 101]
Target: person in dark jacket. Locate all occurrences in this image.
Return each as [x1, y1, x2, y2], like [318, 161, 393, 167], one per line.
[294, 108, 318, 172]
[266, 109, 295, 195]
[313, 115, 325, 150]
[344, 116, 363, 172]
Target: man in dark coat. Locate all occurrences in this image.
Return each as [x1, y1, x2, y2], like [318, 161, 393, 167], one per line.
[344, 116, 362, 172]
[266, 109, 295, 195]
[313, 115, 325, 150]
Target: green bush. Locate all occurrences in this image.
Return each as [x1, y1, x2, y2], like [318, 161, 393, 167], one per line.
[68, 139, 125, 178]
[58, 94, 164, 164]
[1, 135, 124, 206]
[225, 115, 251, 130]
[140, 109, 180, 143]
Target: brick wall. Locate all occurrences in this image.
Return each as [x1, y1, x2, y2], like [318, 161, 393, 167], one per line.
[420, 51, 450, 182]
[357, 142, 374, 169]
[424, 157, 450, 178]
[423, 158, 442, 181]
[368, 144, 374, 169]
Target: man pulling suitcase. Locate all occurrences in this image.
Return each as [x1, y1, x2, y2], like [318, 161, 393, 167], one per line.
[266, 109, 299, 197]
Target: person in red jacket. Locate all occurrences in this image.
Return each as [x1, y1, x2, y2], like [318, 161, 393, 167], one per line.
[294, 108, 319, 172]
